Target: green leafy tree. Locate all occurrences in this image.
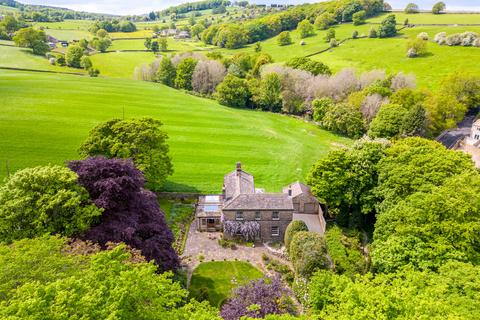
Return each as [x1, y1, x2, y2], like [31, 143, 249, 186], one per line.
[321, 103, 366, 138]
[254, 42, 262, 52]
[191, 23, 205, 39]
[406, 38, 428, 57]
[308, 139, 389, 227]
[284, 220, 308, 254]
[309, 262, 480, 319]
[440, 72, 480, 109]
[0, 239, 221, 319]
[91, 37, 111, 52]
[314, 12, 336, 30]
[156, 56, 176, 86]
[368, 104, 408, 138]
[290, 231, 329, 279]
[253, 73, 282, 112]
[432, 1, 446, 14]
[375, 137, 475, 212]
[324, 28, 335, 42]
[423, 92, 467, 135]
[368, 27, 378, 38]
[297, 19, 315, 39]
[151, 40, 160, 53]
[96, 28, 108, 38]
[0, 166, 101, 243]
[378, 14, 397, 38]
[80, 55, 92, 69]
[401, 104, 427, 136]
[78, 118, 173, 191]
[312, 97, 334, 122]
[65, 44, 85, 68]
[174, 57, 198, 90]
[373, 173, 480, 273]
[13, 27, 49, 55]
[352, 10, 366, 26]
[158, 37, 168, 51]
[144, 37, 152, 50]
[325, 226, 367, 276]
[215, 74, 251, 108]
[277, 31, 292, 46]
[405, 3, 420, 13]
[286, 57, 331, 76]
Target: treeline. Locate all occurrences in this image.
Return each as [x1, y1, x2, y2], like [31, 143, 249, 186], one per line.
[202, 0, 384, 48]
[160, 0, 231, 16]
[88, 20, 137, 33]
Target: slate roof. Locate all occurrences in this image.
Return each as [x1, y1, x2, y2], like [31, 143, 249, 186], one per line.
[282, 181, 311, 197]
[223, 193, 294, 211]
[223, 164, 255, 201]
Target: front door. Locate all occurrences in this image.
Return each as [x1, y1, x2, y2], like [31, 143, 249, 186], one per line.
[207, 218, 215, 228]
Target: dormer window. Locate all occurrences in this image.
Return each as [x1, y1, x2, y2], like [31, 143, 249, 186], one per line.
[236, 211, 244, 221]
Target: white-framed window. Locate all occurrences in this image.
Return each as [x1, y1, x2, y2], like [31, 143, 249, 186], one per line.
[271, 226, 279, 236]
[201, 219, 206, 225]
[236, 211, 244, 221]
[255, 211, 261, 220]
[272, 211, 279, 220]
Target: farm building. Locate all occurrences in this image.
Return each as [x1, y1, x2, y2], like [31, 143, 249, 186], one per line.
[195, 163, 326, 242]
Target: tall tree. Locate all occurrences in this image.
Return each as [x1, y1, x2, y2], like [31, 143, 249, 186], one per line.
[69, 157, 179, 271]
[78, 118, 173, 190]
[0, 166, 101, 243]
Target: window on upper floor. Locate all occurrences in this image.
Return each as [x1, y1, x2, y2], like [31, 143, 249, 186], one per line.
[271, 226, 279, 236]
[255, 211, 261, 220]
[272, 211, 279, 220]
[236, 211, 244, 221]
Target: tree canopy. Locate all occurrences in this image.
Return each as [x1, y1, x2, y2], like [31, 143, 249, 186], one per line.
[0, 165, 101, 243]
[78, 118, 173, 191]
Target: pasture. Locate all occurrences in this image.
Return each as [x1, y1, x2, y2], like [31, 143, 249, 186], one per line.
[189, 261, 263, 307]
[369, 12, 480, 25]
[0, 70, 350, 193]
[89, 51, 158, 78]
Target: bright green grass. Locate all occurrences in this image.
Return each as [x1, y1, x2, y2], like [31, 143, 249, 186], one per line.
[0, 4, 18, 13]
[32, 19, 92, 30]
[0, 70, 350, 192]
[109, 38, 213, 51]
[369, 12, 480, 25]
[311, 26, 480, 90]
[189, 261, 263, 307]
[0, 45, 85, 74]
[89, 51, 157, 78]
[216, 24, 374, 62]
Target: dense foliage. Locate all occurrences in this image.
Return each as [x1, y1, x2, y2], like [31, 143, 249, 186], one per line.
[12, 27, 49, 55]
[0, 237, 219, 319]
[284, 220, 308, 254]
[69, 157, 179, 271]
[221, 277, 297, 319]
[289, 231, 329, 279]
[78, 118, 173, 190]
[325, 226, 367, 276]
[0, 165, 101, 243]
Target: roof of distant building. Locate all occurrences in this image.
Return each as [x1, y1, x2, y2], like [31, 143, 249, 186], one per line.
[223, 193, 294, 211]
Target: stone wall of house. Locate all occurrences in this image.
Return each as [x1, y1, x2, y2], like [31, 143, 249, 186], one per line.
[222, 209, 293, 243]
[292, 193, 320, 214]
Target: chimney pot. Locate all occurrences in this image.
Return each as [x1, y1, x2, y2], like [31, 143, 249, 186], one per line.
[236, 162, 241, 171]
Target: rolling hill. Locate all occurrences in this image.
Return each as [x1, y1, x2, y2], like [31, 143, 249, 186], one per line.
[0, 69, 350, 192]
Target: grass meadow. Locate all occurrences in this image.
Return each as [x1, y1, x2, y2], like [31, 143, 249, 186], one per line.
[189, 261, 263, 307]
[370, 12, 480, 25]
[0, 70, 350, 192]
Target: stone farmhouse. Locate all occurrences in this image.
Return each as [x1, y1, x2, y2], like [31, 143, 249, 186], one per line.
[195, 163, 326, 243]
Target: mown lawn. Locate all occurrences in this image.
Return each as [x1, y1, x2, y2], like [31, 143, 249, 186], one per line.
[189, 261, 263, 307]
[0, 70, 350, 192]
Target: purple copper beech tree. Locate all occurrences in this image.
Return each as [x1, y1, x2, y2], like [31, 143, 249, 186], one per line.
[221, 277, 297, 319]
[68, 156, 179, 272]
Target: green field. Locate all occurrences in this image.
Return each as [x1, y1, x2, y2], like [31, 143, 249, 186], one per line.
[89, 51, 158, 78]
[0, 45, 85, 74]
[311, 25, 480, 89]
[109, 38, 213, 51]
[369, 12, 480, 25]
[0, 70, 350, 192]
[189, 261, 263, 307]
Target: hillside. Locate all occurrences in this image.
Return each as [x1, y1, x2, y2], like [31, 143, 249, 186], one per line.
[0, 69, 350, 192]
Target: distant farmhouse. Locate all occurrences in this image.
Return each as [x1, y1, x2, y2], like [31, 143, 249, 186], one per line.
[195, 163, 326, 243]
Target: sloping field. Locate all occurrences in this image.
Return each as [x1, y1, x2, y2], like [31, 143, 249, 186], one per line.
[0, 70, 350, 192]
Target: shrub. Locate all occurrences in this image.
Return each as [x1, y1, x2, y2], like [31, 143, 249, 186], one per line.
[330, 38, 338, 47]
[80, 55, 92, 69]
[290, 231, 329, 278]
[215, 74, 251, 108]
[407, 38, 428, 57]
[88, 68, 100, 77]
[352, 30, 359, 39]
[277, 31, 292, 46]
[313, 97, 335, 122]
[192, 60, 226, 95]
[284, 220, 308, 254]
[315, 12, 336, 30]
[156, 57, 176, 86]
[378, 14, 397, 38]
[285, 57, 331, 76]
[297, 19, 315, 39]
[65, 45, 84, 68]
[325, 28, 335, 42]
[368, 27, 378, 38]
[434, 31, 447, 44]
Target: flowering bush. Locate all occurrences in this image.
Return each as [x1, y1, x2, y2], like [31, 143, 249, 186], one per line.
[224, 221, 260, 241]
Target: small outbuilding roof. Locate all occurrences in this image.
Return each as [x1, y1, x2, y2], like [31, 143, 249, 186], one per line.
[282, 181, 311, 197]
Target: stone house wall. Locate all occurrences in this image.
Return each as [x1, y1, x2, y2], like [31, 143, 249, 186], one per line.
[222, 209, 293, 243]
[292, 193, 321, 214]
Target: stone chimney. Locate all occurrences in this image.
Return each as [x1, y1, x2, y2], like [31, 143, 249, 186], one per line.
[288, 186, 292, 196]
[236, 162, 242, 172]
